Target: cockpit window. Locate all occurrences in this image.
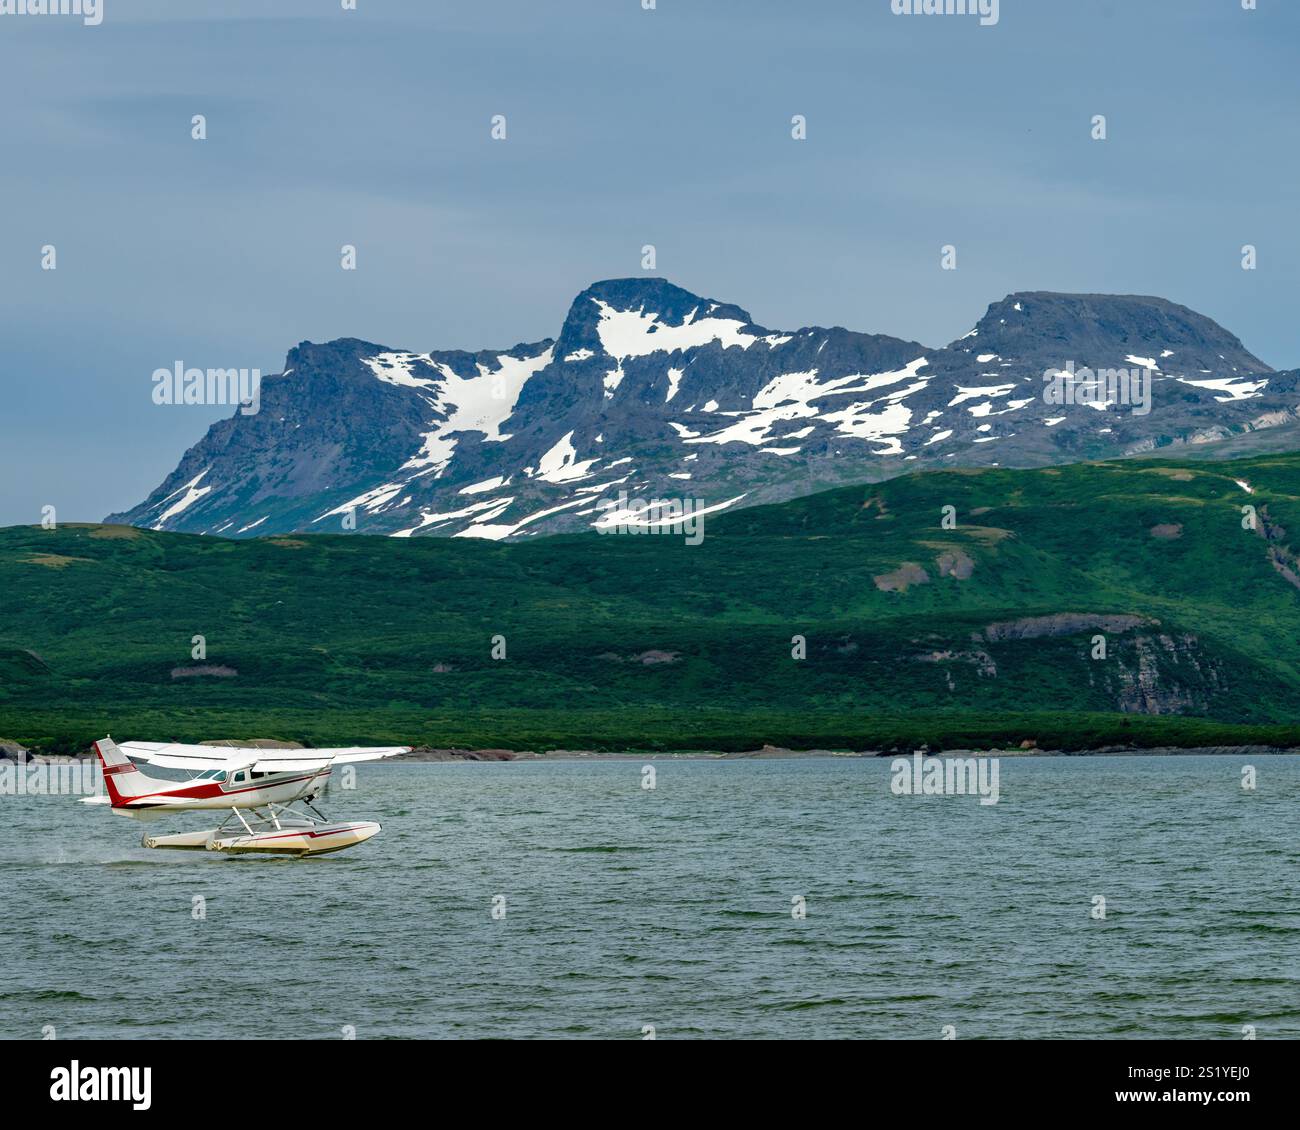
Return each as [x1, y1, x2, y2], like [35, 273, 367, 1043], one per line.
[194, 768, 228, 782]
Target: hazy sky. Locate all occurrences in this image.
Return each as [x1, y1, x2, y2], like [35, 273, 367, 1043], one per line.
[1, 0, 1297, 526]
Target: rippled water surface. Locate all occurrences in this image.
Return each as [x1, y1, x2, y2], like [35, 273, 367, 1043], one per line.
[2, 756, 1297, 1039]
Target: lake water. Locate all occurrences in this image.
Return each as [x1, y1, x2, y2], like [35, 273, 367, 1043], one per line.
[2, 755, 1297, 1039]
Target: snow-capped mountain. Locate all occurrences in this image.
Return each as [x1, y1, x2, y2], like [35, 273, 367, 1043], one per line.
[108, 278, 1297, 539]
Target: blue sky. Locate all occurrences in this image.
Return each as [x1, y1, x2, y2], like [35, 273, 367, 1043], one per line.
[1, 0, 1297, 525]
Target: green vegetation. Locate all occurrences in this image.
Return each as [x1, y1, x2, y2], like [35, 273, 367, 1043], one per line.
[2, 453, 1300, 754]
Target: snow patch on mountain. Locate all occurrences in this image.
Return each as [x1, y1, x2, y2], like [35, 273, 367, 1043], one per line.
[400, 346, 554, 475]
[590, 493, 748, 531]
[533, 430, 599, 484]
[315, 481, 406, 523]
[460, 476, 509, 495]
[152, 469, 212, 528]
[818, 401, 914, 453]
[455, 496, 591, 541]
[592, 298, 763, 359]
[391, 496, 517, 538]
[950, 384, 1015, 407]
[682, 358, 929, 450]
[362, 352, 438, 388]
[968, 398, 1033, 418]
[1174, 375, 1267, 402]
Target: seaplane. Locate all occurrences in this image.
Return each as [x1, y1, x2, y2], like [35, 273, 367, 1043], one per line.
[81, 737, 409, 857]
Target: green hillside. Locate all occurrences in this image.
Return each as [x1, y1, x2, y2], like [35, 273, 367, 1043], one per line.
[3, 453, 1300, 754]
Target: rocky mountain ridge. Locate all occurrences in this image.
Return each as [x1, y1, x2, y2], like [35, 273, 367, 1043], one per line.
[107, 278, 1296, 539]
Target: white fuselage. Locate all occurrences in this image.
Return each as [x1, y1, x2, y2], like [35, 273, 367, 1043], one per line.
[115, 767, 330, 815]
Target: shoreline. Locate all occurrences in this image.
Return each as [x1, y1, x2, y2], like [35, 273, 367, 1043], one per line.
[389, 743, 1300, 762]
[6, 743, 1296, 766]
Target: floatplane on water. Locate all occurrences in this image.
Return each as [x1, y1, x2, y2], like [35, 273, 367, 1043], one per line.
[81, 737, 409, 856]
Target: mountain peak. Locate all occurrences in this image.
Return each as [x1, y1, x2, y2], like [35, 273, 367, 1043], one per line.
[955, 291, 1270, 373]
[579, 277, 752, 321]
[555, 278, 757, 359]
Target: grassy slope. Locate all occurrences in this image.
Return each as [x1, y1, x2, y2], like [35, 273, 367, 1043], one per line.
[2, 453, 1299, 753]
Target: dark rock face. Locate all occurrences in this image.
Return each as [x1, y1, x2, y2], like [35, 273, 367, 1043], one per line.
[979, 613, 1154, 642]
[1108, 633, 1227, 716]
[951, 292, 1266, 376]
[107, 279, 1295, 540]
[0, 740, 31, 761]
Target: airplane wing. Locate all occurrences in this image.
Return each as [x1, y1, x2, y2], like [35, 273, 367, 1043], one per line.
[119, 742, 256, 771]
[117, 741, 409, 773]
[116, 741, 171, 763]
[251, 748, 409, 772]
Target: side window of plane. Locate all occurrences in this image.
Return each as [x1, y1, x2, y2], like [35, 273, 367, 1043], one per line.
[231, 770, 247, 785]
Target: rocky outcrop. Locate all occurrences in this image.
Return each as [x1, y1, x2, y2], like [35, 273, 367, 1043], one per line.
[1100, 632, 1226, 715]
[913, 614, 1229, 715]
[978, 613, 1153, 642]
[874, 563, 929, 592]
[1255, 506, 1300, 591]
[936, 550, 975, 578]
[915, 648, 997, 677]
[400, 748, 519, 761]
[171, 665, 238, 679]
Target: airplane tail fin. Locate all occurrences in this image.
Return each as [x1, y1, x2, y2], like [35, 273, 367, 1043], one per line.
[92, 738, 156, 805]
